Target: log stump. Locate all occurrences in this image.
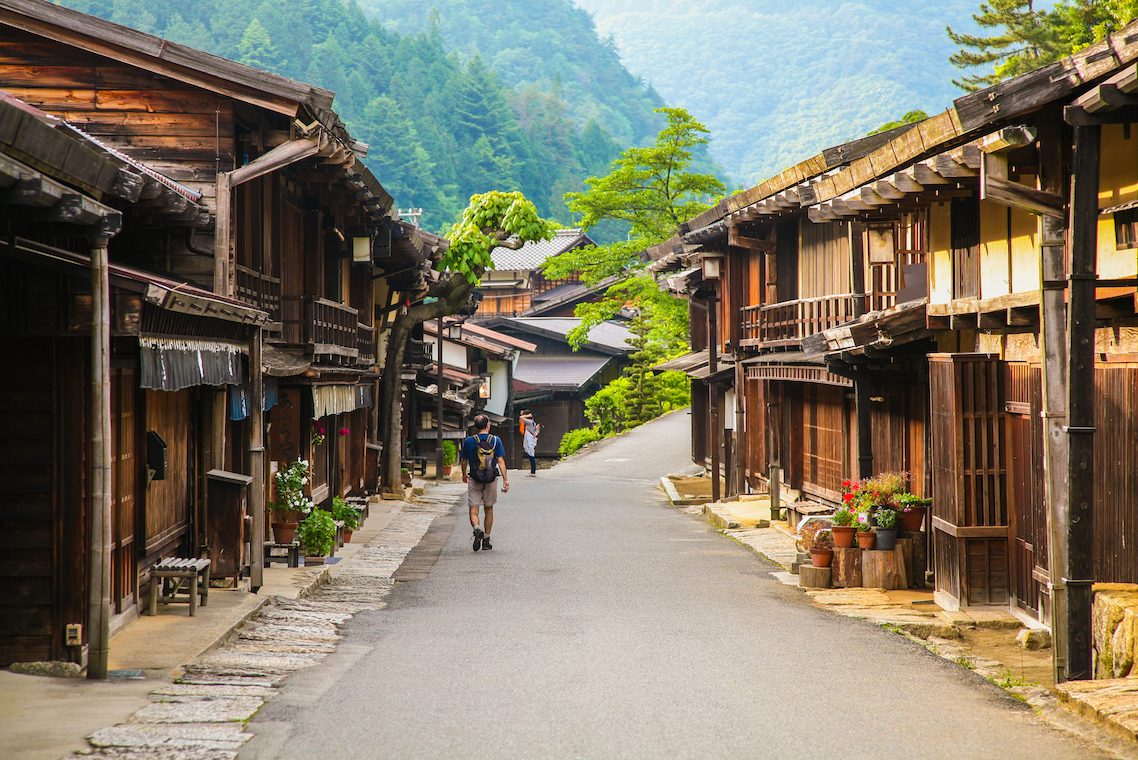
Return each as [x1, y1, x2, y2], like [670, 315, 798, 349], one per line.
[895, 538, 915, 589]
[799, 565, 832, 589]
[833, 547, 863, 588]
[862, 549, 905, 590]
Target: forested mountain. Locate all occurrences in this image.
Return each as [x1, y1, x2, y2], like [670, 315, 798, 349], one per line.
[56, 0, 632, 231]
[575, 0, 983, 184]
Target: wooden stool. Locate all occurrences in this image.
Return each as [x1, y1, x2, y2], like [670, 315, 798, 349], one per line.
[148, 558, 210, 616]
[263, 541, 300, 568]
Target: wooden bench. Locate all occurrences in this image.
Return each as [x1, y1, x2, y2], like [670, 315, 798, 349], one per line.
[787, 500, 834, 531]
[402, 456, 428, 476]
[148, 558, 210, 616]
[334, 520, 346, 549]
[263, 541, 300, 568]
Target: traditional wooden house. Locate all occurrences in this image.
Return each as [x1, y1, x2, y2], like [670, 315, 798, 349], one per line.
[477, 228, 596, 318]
[0, 0, 434, 672]
[487, 317, 634, 460]
[654, 23, 1138, 680]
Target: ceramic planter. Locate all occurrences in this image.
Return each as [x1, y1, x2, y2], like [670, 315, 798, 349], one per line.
[810, 548, 834, 568]
[442, 465, 453, 477]
[273, 522, 298, 545]
[831, 526, 856, 548]
[857, 530, 876, 550]
[899, 506, 927, 533]
[875, 527, 898, 550]
[343, 529, 353, 543]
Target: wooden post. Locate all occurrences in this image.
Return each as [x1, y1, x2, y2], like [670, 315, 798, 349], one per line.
[435, 316, 444, 480]
[708, 291, 721, 503]
[849, 221, 867, 318]
[214, 172, 231, 297]
[1038, 114, 1072, 683]
[248, 328, 265, 591]
[833, 547, 863, 587]
[855, 373, 874, 479]
[1065, 123, 1100, 681]
[735, 360, 747, 495]
[87, 228, 114, 680]
[769, 463, 781, 522]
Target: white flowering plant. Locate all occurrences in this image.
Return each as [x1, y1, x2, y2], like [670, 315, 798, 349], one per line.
[271, 459, 314, 516]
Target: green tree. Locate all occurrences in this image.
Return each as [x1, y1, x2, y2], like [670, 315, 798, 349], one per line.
[868, 110, 929, 136]
[379, 191, 554, 490]
[237, 18, 284, 72]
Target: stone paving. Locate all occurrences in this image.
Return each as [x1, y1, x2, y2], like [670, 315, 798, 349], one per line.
[68, 487, 463, 760]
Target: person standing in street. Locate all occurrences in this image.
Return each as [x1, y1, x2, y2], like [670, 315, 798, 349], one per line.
[461, 414, 509, 551]
[519, 409, 541, 477]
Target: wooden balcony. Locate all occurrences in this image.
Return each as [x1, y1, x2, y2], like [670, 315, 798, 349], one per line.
[235, 265, 281, 322]
[280, 296, 359, 362]
[756, 293, 860, 348]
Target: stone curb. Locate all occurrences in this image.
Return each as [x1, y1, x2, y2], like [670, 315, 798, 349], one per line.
[658, 475, 710, 507]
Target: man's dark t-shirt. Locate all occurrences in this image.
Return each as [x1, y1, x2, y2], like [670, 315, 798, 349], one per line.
[461, 433, 505, 469]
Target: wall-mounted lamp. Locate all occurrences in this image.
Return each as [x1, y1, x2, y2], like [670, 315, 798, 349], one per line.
[352, 235, 371, 263]
[701, 253, 723, 280]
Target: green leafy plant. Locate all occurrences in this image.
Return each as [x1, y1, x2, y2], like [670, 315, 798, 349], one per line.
[297, 509, 336, 557]
[832, 506, 855, 527]
[856, 508, 874, 533]
[898, 492, 932, 513]
[442, 190, 554, 284]
[559, 427, 602, 456]
[796, 521, 833, 552]
[271, 459, 314, 515]
[442, 440, 457, 467]
[331, 496, 361, 532]
[874, 507, 898, 530]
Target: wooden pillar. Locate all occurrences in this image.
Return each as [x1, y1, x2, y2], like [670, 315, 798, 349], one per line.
[248, 328, 265, 591]
[855, 373, 874, 479]
[1038, 113, 1072, 683]
[214, 172, 232, 297]
[735, 360, 747, 495]
[708, 291, 721, 503]
[1065, 123, 1100, 681]
[87, 224, 115, 680]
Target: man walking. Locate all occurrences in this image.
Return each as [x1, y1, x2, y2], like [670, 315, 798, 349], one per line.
[461, 414, 509, 551]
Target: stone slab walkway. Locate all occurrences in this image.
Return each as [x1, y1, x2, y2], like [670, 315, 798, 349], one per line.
[67, 485, 463, 759]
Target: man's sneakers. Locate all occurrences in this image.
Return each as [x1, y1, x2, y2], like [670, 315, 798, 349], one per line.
[482, 536, 492, 551]
[472, 526, 485, 552]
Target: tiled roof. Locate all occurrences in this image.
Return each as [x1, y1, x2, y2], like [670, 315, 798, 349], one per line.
[490, 228, 591, 271]
[512, 355, 612, 390]
[495, 317, 635, 355]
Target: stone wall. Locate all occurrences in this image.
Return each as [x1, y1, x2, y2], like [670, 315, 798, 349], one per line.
[1092, 584, 1138, 679]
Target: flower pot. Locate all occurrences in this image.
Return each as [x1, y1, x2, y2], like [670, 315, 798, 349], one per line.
[899, 506, 927, 533]
[273, 522, 298, 545]
[343, 529, 353, 543]
[304, 555, 326, 566]
[875, 527, 898, 550]
[831, 526, 856, 548]
[400, 472, 413, 487]
[857, 531, 876, 550]
[809, 548, 834, 568]
[442, 465, 453, 477]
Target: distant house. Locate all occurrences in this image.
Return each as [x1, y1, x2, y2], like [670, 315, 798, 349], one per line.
[477, 228, 596, 318]
[487, 317, 635, 461]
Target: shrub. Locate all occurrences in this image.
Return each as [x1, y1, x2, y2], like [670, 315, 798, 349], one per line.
[559, 427, 602, 456]
[331, 496, 361, 531]
[298, 509, 337, 557]
[442, 440, 457, 466]
[272, 459, 314, 515]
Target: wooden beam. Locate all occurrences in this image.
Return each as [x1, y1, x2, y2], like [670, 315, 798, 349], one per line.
[229, 137, 322, 187]
[908, 162, 952, 186]
[935, 153, 978, 178]
[1064, 104, 1138, 126]
[983, 175, 1065, 218]
[979, 125, 1037, 153]
[1072, 63, 1138, 112]
[728, 225, 776, 252]
[860, 186, 891, 206]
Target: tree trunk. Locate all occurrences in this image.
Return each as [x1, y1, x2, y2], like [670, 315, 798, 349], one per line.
[379, 274, 478, 492]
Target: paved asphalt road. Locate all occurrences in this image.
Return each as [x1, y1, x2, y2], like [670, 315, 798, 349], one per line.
[243, 411, 1104, 759]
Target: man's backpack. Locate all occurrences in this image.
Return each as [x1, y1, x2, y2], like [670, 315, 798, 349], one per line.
[469, 434, 499, 483]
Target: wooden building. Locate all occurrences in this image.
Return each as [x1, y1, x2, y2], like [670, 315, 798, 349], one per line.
[652, 23, 1138, 679]
[477, 228, 596, 318]
[0, 0, 436, 671]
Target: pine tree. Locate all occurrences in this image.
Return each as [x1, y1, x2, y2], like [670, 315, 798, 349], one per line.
[948, 1, 1059, 91]
[237, 18, 284, 72]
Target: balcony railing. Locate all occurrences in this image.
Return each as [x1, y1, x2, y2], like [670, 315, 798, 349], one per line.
[235, 265, 281, 322]
[280, 296, 359, 360]
[405, 338, 430, 370]
[357, 323, 376, 365]
[742, 304, 763, 345]
[758, 293, 860, 347]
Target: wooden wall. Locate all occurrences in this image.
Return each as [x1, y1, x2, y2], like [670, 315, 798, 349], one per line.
[868, 379, 926, 497]
[797, 220, 850, 299]
[143, 389, 192, 559]
[1094, 364, 1138, 583]
[799, 383, 848, 501]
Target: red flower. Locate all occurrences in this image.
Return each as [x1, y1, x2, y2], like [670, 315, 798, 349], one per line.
[843, 493, 854, 503]
[842, 479, 851, 488]
[338, 427, 350, 437]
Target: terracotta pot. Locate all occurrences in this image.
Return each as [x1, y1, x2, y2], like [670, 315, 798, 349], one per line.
[442, 465, 453, 477]
[810, 548, 834, 568]
[343, 529, 353, 543]
[273, 522, 298, 545]
[400, 472, 413, 487]
[831, 526, 856, 548]
[857, 530, 876, 550]
[304, 555, 326, 566]
[899, 506, 927, 533]
[875, 527, 898, 550]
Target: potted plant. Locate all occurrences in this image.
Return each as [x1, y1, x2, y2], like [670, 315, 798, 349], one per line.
[856, 508, 876, 550]
[874, 505, 898, 550]
[270, 459, 314, 544]
[442, 440, 457, 477]
[898, 492, 931, 532]
[332, 496, 361, 543]
[833, 480, 858, 548]
[400, 467, 413, 487]
[310, 420, 326, 448]
[298, 508, 337, 565]
[798, 522, 834, 568]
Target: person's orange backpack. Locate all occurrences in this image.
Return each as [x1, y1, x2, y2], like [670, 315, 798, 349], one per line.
[518, 419, 525, 435]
